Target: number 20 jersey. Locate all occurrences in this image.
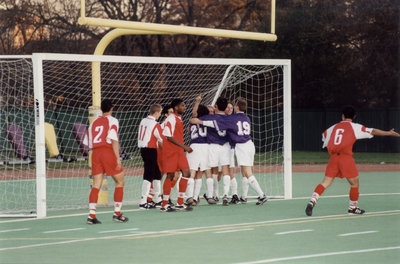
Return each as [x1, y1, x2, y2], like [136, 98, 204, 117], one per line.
[322, 121, 373, 156]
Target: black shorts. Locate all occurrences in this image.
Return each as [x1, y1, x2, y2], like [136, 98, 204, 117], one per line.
[140, 148, 161, 182]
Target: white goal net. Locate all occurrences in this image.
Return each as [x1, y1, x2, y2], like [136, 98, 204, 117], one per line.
[0, 54, 291, 217]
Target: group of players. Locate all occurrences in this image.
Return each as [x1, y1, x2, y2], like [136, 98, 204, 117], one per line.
[84, 97, 400, 224]
[137, 95, 267, 213]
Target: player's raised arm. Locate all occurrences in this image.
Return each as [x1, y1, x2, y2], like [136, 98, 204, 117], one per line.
[371, 128, 400, 137]
[192, 94, 202, 118]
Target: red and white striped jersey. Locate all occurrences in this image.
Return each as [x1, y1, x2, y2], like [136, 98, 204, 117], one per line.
[137, 116, 163, 148]
[322, 121, 373, 155]
[83, 115, 119, 149]
[162, 113, 184, 153]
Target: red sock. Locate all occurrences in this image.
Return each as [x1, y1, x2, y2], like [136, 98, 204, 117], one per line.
[314, 184, 325, 196]
[177, 177, 188, 205]
[114, 187, 124, 216]
[171, 178, 177, 188]
[89, 187, 99, 203]
[89, 187, 99, 219]
[349, 187, 359, 201]
[162, 178, 172, 207]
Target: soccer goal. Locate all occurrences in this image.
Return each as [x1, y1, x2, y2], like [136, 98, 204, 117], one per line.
[0, 53, 291, 218]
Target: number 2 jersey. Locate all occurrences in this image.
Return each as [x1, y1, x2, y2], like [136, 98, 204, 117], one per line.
[84, 115, 119, 149]
[322, 121, 373, 156]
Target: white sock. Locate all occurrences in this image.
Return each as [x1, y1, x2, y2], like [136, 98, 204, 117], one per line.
[186, 178, 195, 198]
[140, 180, 151, 204]
[310, 192, 320, 204]
[206, 178, 214, 198]
[349, 200, 358, 209]
[242, 177, 249, 198]
[212, 174, 219, 198]
[248, 175, 264, 197]
[152, 180, 161, 203]
[223, 175, 230, 197]
[194, 179, 202, 200]
[230, 177, 238, 196]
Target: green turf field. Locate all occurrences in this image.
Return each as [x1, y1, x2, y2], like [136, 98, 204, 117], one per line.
[1, 171, 399, 264]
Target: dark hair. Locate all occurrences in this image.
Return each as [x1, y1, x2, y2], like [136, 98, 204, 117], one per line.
[342, 105, 356, 119]
[236, 98, 247, 111]
[101, 99, 114, 113]
[197, 104, 209, 118]
[162, 104, 172, 115]
[216, 97, 228, 111]
[170, 98, 184, 109]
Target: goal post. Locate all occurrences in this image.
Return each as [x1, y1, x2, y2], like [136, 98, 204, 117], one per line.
[0, 53, 291, 217]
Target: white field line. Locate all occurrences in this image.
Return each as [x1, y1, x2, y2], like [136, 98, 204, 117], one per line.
[0, 228, 30, 233]
[215, 228, 254, 234]
[338, 230, 378, 237]
[98, 228, 139, 234]
[0, 210, 399, 252]
[1, 192, 399, 224]
[231, 246, 400, 264]
[43, 228, 86, 234]
[275, 229, 313, 235]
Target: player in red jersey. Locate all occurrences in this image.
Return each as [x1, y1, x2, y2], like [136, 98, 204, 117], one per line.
[306, 106, 400, 216]
[84, 99, 128, 224]
[138, 104, 163, 210]
[160, 98, 194, 212]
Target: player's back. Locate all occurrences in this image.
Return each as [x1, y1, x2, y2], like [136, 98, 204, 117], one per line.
[323, 121, 373, 155]
[138, 116, 161, 148]
[189, 123, 208, 144]
[225, 113, 252, 144]
[86, 115, 119, 149]
[201, 114, 227, 145]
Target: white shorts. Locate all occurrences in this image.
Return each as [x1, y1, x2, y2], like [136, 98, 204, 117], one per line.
[229, 147, 235, 168]
[208, 142, 231, 168]
[235, 140, 255, 166]
[187, 143, 210, 171]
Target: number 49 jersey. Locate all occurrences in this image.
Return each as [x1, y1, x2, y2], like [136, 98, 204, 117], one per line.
[84, 115, 119, 149]
[322, 121, 373, 155]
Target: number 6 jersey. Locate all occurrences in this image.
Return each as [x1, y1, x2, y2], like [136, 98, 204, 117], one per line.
[322, 121, 373, 155]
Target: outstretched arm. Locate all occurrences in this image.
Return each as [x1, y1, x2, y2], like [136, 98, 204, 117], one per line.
[372, 128, 400, 137]
[192, 94, 202, 118]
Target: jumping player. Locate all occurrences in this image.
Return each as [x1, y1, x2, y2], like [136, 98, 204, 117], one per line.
[161, 98, 194, 212]
[306, 106, 400, 216]
[137, 104, 163, 209]
[84, 99, 128, 224]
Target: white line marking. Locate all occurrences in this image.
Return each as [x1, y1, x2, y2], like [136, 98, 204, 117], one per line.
[275, 229, 313, 235]
[1, 192, 399, 224]
[232, 246, 400, 264]
[43, 228, 86, 234]
[0, 210, 398, 252]
[215, 228, 254, 234]
[99, 228, 139, 233]
[338, 230, 378, 237]
[0, 228, 30, 233]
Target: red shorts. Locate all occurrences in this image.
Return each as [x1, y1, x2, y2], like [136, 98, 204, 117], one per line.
[162, 149, 189, 173]
[92, 146, 123, 176]
[325, 154, 358, 178]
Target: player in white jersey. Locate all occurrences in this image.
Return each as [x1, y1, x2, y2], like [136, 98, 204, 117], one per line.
[137, 104, 163, 209]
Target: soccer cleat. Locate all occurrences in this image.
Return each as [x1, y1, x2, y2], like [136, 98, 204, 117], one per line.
[146, 202, 156, 209]
[87, 217, 102, 224]
[113, 214, 129, 223]
[222, 195, 229, 206]
[305, 201, 314, 216]
[153, 201, 162, 208]
[185, 197, 195, 206]
[239, 197, 247, 204]
[207, 197, 217, 204]
[139, 203, 151, 210]
[230, 194, 240, 204]
[348, 207, 365, 215]
[214, 196, 220, 202]
[160, 205, 177, 212]
[168, 198, 175, 207]
[256, 195, 268, 205]
[175, 203, 193, 211]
